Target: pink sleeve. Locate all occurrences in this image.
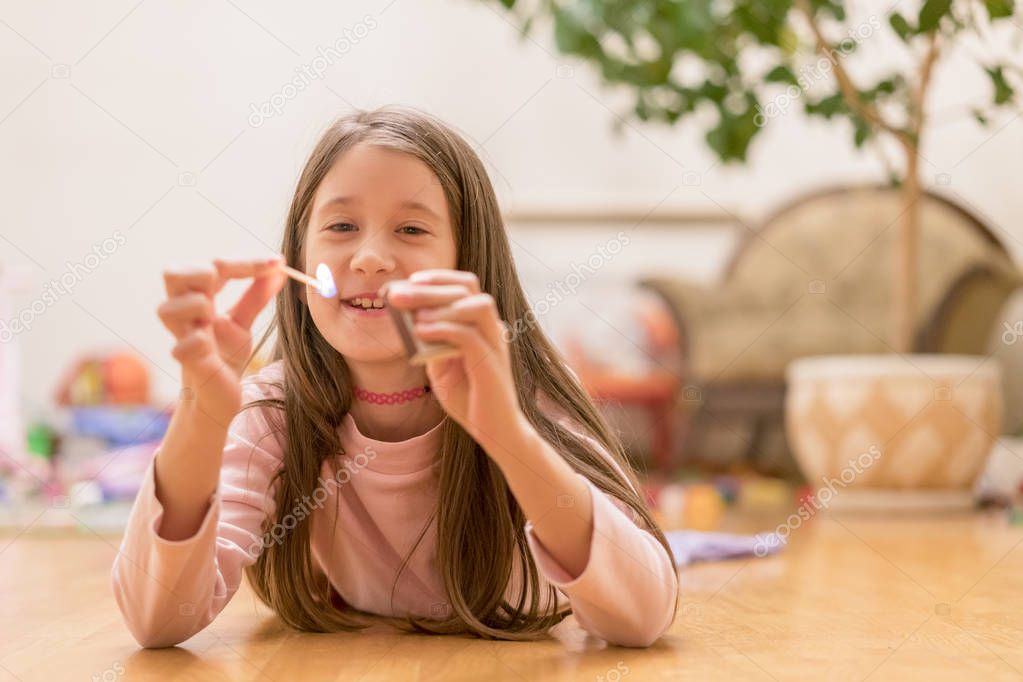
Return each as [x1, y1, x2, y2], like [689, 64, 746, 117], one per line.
[110, 372, 284, 648]
[524, 411, 678, 647]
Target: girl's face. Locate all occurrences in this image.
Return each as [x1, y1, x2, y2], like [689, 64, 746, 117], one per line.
[304, 143, 457, 362]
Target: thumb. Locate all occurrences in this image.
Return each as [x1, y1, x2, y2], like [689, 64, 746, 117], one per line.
[227, 269, 287, 330]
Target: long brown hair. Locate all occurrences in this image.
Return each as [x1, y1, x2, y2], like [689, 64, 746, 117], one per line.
[243, 106, 677, 639]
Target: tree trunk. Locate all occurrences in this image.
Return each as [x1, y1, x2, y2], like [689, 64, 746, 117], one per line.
[896, 143, 920, 354]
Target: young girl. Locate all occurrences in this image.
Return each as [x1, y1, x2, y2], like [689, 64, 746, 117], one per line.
[112, 107, 678, 649]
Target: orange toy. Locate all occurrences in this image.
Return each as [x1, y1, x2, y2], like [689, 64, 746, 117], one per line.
[55, 352, 150, 406]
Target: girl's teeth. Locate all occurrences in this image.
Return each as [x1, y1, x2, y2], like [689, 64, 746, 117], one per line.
[349, 297, 385, 309]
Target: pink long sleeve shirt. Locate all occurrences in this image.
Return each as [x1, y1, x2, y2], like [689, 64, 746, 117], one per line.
[111, 361, 678, 648]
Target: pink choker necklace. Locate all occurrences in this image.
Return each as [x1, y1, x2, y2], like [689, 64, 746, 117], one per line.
[353, 385, 431, 405]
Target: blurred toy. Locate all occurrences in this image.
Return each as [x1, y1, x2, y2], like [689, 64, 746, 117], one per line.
[684, 484, 725, 531]
[78, 440, 160, 502]
[54, 351, 150, 406]
[50, 350, 169, 450]
[0, 265, 30, 476]
[657, 484, 686, 529]
[19, 351, 172, 508]
[1004, 482, 1023, 526]
[712, 475, 741, 505]
[974, 437, 1023, 509]
[70, 406, 170, 447]
[739, 477, 791, 510]
[648, 481, 726, 531]
[796, 484, 817, 512]
[26, 421, 59, 459]
[56, 431, 115, 484]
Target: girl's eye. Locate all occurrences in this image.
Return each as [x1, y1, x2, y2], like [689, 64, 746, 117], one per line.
[326, 222, 357, 233]
[397, 225, 427, 235]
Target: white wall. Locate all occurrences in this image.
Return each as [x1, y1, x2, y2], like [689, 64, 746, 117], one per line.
[0, 0, 1020, 412]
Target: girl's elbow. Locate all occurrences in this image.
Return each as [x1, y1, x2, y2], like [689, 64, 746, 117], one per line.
[616, 611, 674, 648]
[599, 621, 668, 648]
[621, 581, 678, 647]
[122, 609, 207, 649]
[116, 601, 193, 649]
[111, 568, 201, 649]
[583, 594, 677, 648]
[131, 629, 188, 649]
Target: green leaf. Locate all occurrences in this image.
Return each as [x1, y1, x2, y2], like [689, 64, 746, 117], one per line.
[498, 0, 515, 8]
[860, 77, 898, 102]
[918, 0, 952, 32]
[813, 0, 846, 21]
[552, 8, 601, 58]
[704, 95, 760, 162]
[617, 60, 674, 87]
[986, 65, 1015, 105]
[972, 108, 990, 125]
[888, 13, 913, 42]
[778, 26, 799, 55]
[698, 79, 729, 104]
[666, 0, 717, 57]
[805, 92, 846, 119]
[635, 95, 651, 122]
[875, 78, 897, 95]
[765, 65, 798, 85]
[853, 119, 871, 147]
[984, 0, 1015, 19]
[705, 118, 748, 162]
[734, 2, 789, 45]
[836, 38, 858, 54]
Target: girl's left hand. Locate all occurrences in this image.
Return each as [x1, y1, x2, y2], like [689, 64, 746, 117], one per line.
[383, 269, 524, 451]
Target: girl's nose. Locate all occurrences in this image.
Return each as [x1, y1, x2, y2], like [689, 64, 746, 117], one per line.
[350, 240, 394, 274]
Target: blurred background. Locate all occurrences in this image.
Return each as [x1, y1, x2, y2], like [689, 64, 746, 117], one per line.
[1, 0, 1022, 530]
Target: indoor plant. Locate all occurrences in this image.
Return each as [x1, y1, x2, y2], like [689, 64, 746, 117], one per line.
[485, 0, 1021, 502]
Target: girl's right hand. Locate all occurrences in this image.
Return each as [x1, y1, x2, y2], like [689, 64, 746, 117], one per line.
[158, 257, 287, 424]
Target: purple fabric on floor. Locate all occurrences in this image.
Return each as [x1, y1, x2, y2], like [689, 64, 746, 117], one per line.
[666, 530, 783, 566]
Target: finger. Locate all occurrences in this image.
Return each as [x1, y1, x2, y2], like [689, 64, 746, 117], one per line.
[157, 292, 214, 339]
[413, 294, 503, 349]
[164, 265, 223, 299]
[385, 282, 473, 310]
[227, 267, 288, 330]
[213, 256, 283, 280]
[413, 320, 493, 367]
[171, 327, 217, 373]
[408, 269, 481, 294]
[212, 317, 254, 373]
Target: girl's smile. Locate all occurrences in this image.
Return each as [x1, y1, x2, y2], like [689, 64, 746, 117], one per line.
[339, 291, 389, 317]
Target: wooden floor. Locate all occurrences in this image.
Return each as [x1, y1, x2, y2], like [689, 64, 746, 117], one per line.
[1, 508, 1022, 681]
